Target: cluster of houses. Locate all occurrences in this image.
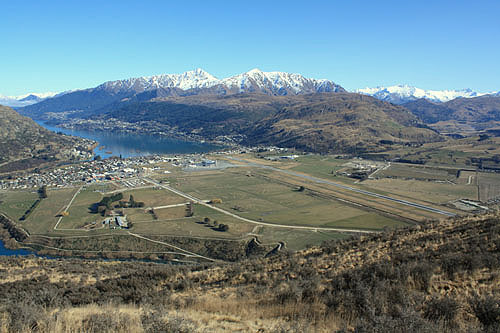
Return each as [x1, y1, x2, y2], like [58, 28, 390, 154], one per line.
[102, 215, 128, 229]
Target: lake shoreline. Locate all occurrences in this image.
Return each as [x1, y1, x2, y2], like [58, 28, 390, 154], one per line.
[35, 120, 226, 159]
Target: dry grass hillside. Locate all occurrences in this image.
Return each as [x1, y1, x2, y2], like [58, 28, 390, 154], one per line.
[0, 213, 498, 332]
[403, 95, 500, 134]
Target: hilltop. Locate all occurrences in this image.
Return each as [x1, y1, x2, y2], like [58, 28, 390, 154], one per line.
[0, 212, 498, 331]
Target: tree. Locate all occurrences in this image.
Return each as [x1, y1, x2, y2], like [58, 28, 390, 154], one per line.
[39, 185, 47, 199]
[218, 224, 229, 232]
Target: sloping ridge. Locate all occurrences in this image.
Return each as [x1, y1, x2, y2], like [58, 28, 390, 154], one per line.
[0, 211, 498, 331]
[0, 105, 89, 171]
[403, 95, 500, 125]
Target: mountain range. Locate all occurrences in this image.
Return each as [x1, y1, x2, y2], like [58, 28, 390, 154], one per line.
[17, 69, 345, 119]
[9, 70, 498, 112]
[7, 68, 500, 153]
[356, 85, 497, 104]
[99, 68, 345, 95]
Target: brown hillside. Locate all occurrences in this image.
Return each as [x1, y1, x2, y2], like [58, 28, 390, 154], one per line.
[403, 95, 500, 135]
[0, 213, 498, 331]
[0, 105, 93, 173]
[246, 93, 442, 153]
[106, 93, 442, 153]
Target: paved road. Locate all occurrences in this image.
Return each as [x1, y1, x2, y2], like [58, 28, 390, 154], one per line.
[142, 178, 376, 234]
[227, 157, 456, 217]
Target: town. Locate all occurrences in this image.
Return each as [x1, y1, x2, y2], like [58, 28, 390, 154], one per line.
[0, 146, 291, 190]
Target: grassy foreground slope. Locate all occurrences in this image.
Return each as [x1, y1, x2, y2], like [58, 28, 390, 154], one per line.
[0, 212, 499, 332]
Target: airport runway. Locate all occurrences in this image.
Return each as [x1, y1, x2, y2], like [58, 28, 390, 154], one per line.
[227, 157, 456, 217]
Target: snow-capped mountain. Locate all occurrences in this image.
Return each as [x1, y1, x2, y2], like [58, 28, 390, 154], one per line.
[0, 92, 60, 107]
[356, 85, 494, 104]
[17, 69, 345, 119]
[219, 68, 343, 95]
[98, 68, 344, 95]
[99, 68, 221, 93]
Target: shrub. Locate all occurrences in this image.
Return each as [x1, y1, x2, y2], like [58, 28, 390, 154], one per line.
[141, 310, 195, 333]
[81, 311, 134, 333]
[423, 296, 459, 322]
[470, 295, 500, 330]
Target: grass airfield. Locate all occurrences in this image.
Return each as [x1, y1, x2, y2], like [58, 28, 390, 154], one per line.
[1, 151, 498, 260]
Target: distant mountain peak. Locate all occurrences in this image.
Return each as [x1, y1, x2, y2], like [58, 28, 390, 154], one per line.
[245, 68, 264, 75]
[356, 85, 498, 104]
[0, 91, 60, 107]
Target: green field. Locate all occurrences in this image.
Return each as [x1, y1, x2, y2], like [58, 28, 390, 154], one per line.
[62, 187, 102, 229]
[22, 188, 78, 234]
[172, 168, 405, 230]
[376, 164, 458, 182]
[362, 178, 477, 204]
[2, 152, 485, 257]
[57, 186, 189, 230]
[0, 190, 39, 221]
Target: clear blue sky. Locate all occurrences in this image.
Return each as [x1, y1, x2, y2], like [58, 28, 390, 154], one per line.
[1, 0, 499, 95]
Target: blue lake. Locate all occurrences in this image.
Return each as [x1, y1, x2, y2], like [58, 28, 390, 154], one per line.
[36, 121, 223, 159]
[0, 240, 34, 256]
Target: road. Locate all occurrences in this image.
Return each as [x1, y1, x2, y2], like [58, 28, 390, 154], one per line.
[53, 185, 83, 230]
[142, 178, 377, 234]
[127, 232, 218, 262]
[153, 203, 190, 210]
[226, 157, 456, 217]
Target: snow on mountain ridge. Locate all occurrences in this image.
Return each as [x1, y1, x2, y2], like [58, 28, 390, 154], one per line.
[99, 68, 220, 92]
[98, 68, 344, 95]
[356, 85, 495, 104]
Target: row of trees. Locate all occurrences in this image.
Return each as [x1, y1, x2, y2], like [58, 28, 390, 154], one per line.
[19, 185, 49, 221]
[202, 217, 229, 232]
[117, 195, 145, 208]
